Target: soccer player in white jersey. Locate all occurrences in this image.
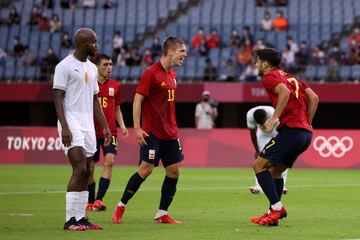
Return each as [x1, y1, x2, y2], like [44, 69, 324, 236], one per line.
[246, 106, 288, 194]
[53, 28, 111, 231]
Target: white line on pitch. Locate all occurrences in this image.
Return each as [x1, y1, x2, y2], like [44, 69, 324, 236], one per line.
[8, 213, 34, 216]
[1, 183, 360, 196]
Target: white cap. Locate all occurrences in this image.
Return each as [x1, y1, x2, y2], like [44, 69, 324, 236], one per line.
[202, 90, 210, 96]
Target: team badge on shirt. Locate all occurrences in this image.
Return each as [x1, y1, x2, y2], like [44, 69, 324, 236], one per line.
[84, 72, 88, 85]
[109, 87, 114, 96]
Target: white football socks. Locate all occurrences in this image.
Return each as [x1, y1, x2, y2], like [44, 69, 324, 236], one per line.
[155, 209, 167, 219]
[271, 201, 283, 211]
[75, 191, 88, 221]
[65, 192, 79, 222]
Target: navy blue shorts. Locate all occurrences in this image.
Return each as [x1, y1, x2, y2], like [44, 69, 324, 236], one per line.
[139, 134, 184, 167]
[259, 126, 312, 168]
[93, 136, 118, 163]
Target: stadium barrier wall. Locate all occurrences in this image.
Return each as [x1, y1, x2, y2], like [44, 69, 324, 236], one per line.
[0, 127, 358, 168]
[1, 82, 360, 103]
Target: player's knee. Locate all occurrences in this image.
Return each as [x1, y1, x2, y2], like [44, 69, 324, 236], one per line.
[253, 161, 261, 172]
[104, 158, 115, 169]
[73, 166, 88, 179]
[138, 167, 153, 179]
[253, 160, 268, 173]
[166, 168, 180, 178]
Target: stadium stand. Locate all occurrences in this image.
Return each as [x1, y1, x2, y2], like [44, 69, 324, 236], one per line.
[0, 0, 359, 82]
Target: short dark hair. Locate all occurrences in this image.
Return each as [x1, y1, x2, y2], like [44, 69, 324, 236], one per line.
[255, 48, 281, 67]
[162, 36, 185, 55]
[253, 109, 268, 125]
[95, 53, 111, 65]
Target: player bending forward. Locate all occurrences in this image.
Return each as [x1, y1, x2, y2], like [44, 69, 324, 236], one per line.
[251, 48, 318, 226]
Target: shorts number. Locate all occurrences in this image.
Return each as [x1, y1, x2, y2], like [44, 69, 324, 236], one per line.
[167, 89, 175, 102]
[177, 138, 182, 151]
[262, 139, 275, 154]
[286, 77, 299, 99]
[111, 136, 118, 147]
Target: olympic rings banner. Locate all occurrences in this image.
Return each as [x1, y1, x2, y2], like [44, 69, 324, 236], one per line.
[0, 127, 359, 168]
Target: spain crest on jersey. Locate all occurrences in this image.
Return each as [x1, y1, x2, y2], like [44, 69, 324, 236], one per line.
[109, 87, 114, 96]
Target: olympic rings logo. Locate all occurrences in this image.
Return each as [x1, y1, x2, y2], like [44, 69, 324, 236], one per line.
[313, 136, 353, 158]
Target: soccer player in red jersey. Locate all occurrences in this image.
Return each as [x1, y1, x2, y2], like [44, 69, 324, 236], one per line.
[87, 54, 128, 211]
[251, 48, 319, 226]
[112, 36, 187, 224]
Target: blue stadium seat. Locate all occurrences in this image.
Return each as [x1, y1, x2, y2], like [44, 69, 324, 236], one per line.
[129, 66, 142, 80]
[0, 27, 9, 47]
[339, 66, 351, 80]
[176, 67, 185, 81]
[169, 0, 179, 11]
[63, 9, 74, 27]
[15, 62, 25, 81]
[95, 9, 105, 26]
[233, 0, 244, 25]
[351, 66, 360, 80]
[119, 67, 129, 80]
[24, 66, 37, 80]
[165, 23, 178, 37]
[4, 58, 16, 80]
[29, 31, 40, 53]
[51, 32, 61, 56]
[305, 65, 317, 80]
[190, 7, 200, 25]
[84, 9, 95, 27]
[158, 0, 169, 19]
[39, 33, 50, 54]
[220, 48, 231, 66]
[184, 56, 197, 79]
[124, 25, 135, 42]
[179, 24, 189, 41]
[74, 8, 85, 27]
[209, 48, 220, 67]
[316, 66, 328, 80]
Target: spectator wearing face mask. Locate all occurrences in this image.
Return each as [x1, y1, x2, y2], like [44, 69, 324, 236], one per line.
[195, 90, 218, 129]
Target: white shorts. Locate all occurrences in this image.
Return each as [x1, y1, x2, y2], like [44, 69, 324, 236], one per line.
[58, 128, 97, 158]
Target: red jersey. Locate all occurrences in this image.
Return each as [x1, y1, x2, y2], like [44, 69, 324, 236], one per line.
[136, 61, 178, 140]
[94, 78, 122, 138]
[262, 68, 312, 132]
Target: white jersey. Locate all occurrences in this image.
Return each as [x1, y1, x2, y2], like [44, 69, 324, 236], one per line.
[53, 54, 99, 133]
[246, 105, 279, 150]
[195, 101, 216, 129]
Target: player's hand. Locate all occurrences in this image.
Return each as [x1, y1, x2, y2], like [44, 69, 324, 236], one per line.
[121, 126, 129, 139]
[135, 127, 149, 146]
[61, 126, 72, 147]
[264, 116, 277, 132]
[103, 128, 112, 147]
[254, 151, 260, 159]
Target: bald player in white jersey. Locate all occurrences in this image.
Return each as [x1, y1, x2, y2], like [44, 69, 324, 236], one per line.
[53, 28, 111, 231]
[246, 106, 288, 194]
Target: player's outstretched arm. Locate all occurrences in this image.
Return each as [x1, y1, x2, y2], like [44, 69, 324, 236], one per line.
[305, 87, 319, 124]
[133, 93, 149, 146]
[53, 89, 72, 147]
[93, 93, 111, 145]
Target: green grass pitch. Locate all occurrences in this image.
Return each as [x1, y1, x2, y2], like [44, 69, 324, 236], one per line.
[0, 165, 359, 240]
